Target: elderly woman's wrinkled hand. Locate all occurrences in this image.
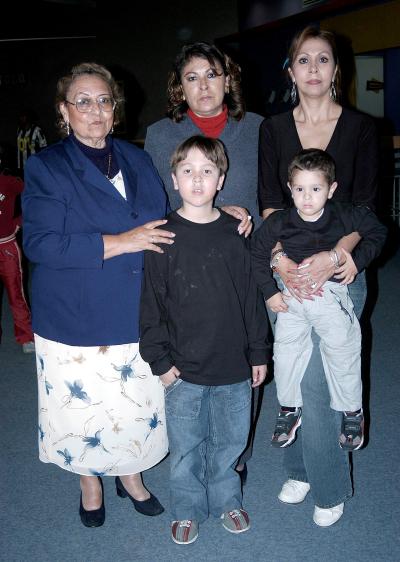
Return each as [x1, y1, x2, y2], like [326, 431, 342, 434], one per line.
[120, 219, 175, 254]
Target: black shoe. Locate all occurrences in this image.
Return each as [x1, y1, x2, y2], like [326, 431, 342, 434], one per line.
[236, 463, 248, 487]
[79, 477, 105, 528]
[115, 476, 164, 516]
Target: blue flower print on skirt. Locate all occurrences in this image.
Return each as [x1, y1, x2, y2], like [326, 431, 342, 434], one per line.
[34, 335, 168, 476]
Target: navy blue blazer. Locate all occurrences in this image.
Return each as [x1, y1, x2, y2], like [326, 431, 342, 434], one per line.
[22, 136, 169, 346]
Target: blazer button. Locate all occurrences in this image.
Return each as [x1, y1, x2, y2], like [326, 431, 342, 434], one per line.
[131, 211, 138, 218]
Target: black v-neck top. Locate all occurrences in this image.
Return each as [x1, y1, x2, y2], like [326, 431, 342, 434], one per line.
[258, 107, 379, 212]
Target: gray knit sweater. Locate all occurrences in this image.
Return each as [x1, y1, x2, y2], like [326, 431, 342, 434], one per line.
[144, 112, 264, 226]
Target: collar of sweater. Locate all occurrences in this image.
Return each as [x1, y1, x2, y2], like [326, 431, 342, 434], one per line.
[187, 105, 228, 138]
[178, 111, 246, 143]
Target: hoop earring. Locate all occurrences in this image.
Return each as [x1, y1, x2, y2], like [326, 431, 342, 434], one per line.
[330, 81, 337, 102]
[290, 81, 297, 105]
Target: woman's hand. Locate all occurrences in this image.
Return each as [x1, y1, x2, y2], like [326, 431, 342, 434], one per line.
[221, 205, 253, 237]
[103, 219, 175, 259]
[334, 248, 358, 285]
[159, 366, 181, 387]
[274, 255, 314, 302]
[294, 251, 336, 293]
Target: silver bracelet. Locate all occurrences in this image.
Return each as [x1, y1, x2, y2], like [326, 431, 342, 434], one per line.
[329, 248, 340, 268]
[270, 250, 288, 270]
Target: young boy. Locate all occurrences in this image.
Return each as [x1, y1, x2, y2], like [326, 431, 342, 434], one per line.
[251, 148, 387, 452]
[139, 136, 269, 545]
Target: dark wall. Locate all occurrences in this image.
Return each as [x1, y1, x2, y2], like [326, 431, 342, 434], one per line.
[0, 1, 239, 156]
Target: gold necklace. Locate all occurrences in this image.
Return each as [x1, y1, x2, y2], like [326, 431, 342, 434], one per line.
[106, 152, 112, 179]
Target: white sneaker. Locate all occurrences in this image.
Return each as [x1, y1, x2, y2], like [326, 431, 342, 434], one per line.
[278, 479, 310, 504]
[313, 503, 344, 527]
[22, 341, 35, 354]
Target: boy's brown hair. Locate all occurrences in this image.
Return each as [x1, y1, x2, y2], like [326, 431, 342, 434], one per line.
[170, 135, 228, 175]
[288, 148, 336, 185]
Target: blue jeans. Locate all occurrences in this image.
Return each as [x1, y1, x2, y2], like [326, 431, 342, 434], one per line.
[165, 378, 252, 522]
[270, 272, 367, 508]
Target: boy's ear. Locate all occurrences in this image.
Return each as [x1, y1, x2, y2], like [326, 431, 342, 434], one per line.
[328, 181, 338, 199]
[287, 181, 293, 197]
[172, 173, 179, 191]
[217, 174, 225, 190]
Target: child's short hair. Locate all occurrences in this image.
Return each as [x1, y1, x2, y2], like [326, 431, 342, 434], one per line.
[170, 135, 228, 175]
[288, 148, 336, 185]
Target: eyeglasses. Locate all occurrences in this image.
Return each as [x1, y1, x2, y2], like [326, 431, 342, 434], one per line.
[66, 95, 116, 113]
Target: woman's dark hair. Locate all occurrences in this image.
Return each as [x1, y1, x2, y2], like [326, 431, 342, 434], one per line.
[288, 148, 336, 185]
[55, 62, 124, 137]
[167, 42, 245, 123]
[170, 135, 228, 175]
[288, 26, 342, 102]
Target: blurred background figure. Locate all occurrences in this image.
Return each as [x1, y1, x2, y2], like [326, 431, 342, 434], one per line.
[0, 142, 35, 353]
[16, 108, 47, 176]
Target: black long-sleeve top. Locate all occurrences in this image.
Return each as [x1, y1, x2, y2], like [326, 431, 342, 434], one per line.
[139, 210, 270, 385]
[251, 201, 387, 301]
[258, 108, 379, 212]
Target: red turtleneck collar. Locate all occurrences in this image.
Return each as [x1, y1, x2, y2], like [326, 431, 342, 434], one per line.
[187, 105, 228, 138]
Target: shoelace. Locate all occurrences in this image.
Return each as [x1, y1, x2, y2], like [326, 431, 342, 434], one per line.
[178, 520, 192, 527]
[228, 510, 242, 518]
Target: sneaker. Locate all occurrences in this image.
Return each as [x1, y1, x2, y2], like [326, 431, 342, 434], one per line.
[339, 410, 364, 451]
[221, 509, 250, 534]
[313, 503, 344, 527]
[22, 341, 35, 354]
[278, 479, 310, 504]
[271, 408, 302, 447]
[171, 520, 199, 545]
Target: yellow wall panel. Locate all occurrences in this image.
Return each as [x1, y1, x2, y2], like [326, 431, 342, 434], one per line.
[322, 0, 400, 53]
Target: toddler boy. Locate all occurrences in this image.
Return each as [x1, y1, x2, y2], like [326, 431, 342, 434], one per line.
[251, 148, 387, 451]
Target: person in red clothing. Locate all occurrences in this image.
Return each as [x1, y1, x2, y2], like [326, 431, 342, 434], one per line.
[0, 143, 35, 352]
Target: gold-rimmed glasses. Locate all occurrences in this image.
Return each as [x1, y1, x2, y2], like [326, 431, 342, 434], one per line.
[66, 95, 116, 113]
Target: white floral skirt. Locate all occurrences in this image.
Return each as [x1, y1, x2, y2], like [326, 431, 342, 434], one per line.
[35, 334, 168, 476]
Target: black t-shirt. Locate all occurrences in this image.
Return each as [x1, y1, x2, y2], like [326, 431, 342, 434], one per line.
[139, 210, 270, 385]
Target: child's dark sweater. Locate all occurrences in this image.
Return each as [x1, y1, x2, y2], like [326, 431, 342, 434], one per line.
[139, 210, 270, 385]
[251, 201, 387, 301]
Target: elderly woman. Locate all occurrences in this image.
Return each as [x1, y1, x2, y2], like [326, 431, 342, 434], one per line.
[22, 62, 175, 527]
[145, 41, 264, 482]
[258, 26, 379, 526]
